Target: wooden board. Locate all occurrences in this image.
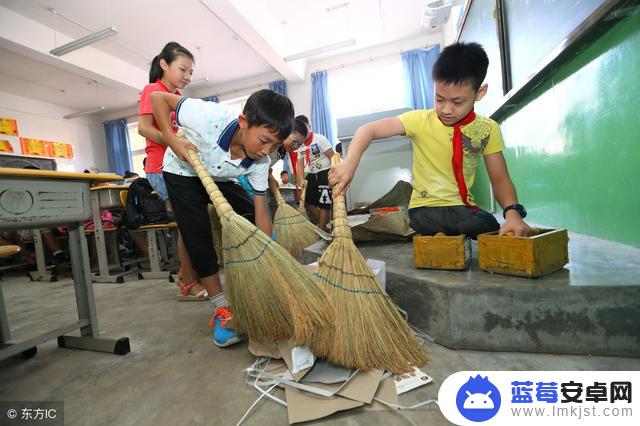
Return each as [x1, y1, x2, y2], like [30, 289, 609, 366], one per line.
[413, 234, 470, 270]
[477, 228, 569, 278]
[0, 167, 121, 182]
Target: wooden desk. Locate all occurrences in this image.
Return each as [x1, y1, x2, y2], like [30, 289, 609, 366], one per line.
[0, 168, 130, 359]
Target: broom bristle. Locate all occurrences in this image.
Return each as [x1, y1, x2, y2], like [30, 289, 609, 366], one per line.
[310, 154, 427, 374]
[311, 238, 427, 373]
[272, 188, 320, 257]
[189, 151, 332, 345]
[222, 213, 331, 344]
[210, 208, 224, 266]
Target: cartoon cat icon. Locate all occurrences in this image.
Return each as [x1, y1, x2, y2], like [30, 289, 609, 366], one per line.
[463, 390, 494, 410]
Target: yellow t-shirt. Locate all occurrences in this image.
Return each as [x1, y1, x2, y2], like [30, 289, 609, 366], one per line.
[397, 109, 504, 209]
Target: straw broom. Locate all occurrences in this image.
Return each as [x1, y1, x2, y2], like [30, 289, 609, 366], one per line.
[188, 150, 332, 344]
[272, 186, 320, 257]
[210, 206, 224, 266]
[310, 154, 427, 374]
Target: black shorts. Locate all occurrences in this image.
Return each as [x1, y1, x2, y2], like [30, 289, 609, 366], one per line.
[305, 169, 332, 209]
[408, 205, 500, 240]
[163, 172, 254, 277]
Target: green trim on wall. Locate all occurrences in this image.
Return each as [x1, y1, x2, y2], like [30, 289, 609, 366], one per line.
[472, 9, 640, 247]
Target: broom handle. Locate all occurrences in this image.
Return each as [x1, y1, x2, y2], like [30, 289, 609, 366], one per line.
[188, 150, 235, 219]
[330, 154, 352, 240]
[273, 185, 286, 206]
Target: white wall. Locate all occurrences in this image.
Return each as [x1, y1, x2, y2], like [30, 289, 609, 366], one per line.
[0, 90, 107, 172]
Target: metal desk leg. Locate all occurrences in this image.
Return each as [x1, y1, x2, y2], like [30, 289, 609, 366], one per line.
[57, 224, 130, 355]
[0, 282, 10, 345]
[90, 191, 124, 284]
[0, 283, 37, 358]
[28, 229, 57, 282]
[138, 229, 171, 280]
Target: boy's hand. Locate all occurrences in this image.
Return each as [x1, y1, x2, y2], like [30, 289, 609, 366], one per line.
[499, 211, 531, 236]
[329, 158, 357, 195]
[171, 137, 199, 169]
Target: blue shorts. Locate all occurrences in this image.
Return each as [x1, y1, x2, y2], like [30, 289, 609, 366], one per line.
[146, 172, 169, 201]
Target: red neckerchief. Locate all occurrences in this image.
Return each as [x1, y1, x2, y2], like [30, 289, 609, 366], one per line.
[303, 132, 314, 168]
[291, 132, 314, 199]
[444, 110, 479, 210]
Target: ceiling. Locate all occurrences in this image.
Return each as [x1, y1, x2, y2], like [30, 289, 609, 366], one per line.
[0, 0, 440, 114]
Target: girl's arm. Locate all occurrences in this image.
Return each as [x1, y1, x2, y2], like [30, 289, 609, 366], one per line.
[150, 92, 198, 168]
[138, 114, 166, 145]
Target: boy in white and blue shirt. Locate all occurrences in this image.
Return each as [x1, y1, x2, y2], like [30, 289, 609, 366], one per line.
[151, 89, 294, 347]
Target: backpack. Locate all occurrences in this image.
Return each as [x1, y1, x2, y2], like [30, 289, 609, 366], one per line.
[123, 178, 169, 229]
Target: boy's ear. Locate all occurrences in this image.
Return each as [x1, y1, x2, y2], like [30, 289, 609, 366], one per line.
[475, 83, 488, 102]
[237, 114, 247, 128]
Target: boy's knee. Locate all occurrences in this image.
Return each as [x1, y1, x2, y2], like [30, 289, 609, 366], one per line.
[457, 210, 499, 239]
[409, 209, 444, 236]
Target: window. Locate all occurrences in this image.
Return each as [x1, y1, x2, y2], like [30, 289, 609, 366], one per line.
[127, 122, 146, 177]
[328, 56, 409, 119]
[220, 95, 249, 117]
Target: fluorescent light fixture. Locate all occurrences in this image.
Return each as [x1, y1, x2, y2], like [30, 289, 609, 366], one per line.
[50, 26, 118, 57]
[283, 39, 356, 62]
[64, 106, 105, 119]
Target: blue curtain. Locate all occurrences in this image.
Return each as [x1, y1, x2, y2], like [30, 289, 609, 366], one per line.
[202, 95, 219, 103]
[310, 70, 336, 146]
[103, 118, 132, 176]
[268, 79, 288, 97]
[401, 46, 441, 110]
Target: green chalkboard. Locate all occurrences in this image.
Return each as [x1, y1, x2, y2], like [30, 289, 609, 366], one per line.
[458, 0, 504, 116]
[504, 0, 606, 88]
[472, 10, 640, 247]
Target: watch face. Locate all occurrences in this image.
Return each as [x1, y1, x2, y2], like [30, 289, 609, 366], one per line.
[515, 204, 527, 218]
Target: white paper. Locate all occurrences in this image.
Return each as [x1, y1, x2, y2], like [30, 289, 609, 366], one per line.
[301, 360, 353, 384]
[366, 258, 386, 289]
[291, 346, 315, 374]
[393, 366, 433, 395]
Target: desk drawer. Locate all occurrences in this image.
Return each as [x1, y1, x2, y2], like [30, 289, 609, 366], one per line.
[0, 178, 90, 230]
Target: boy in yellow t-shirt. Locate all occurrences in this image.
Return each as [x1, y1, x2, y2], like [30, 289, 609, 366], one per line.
[330, 42, 530, 238]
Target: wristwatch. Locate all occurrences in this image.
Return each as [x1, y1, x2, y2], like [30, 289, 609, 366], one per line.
[503, 203, 527, 219]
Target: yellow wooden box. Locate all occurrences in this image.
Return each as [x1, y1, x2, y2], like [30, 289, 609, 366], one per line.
[413, 234, 471, 270]
[477, 228, 569, 278]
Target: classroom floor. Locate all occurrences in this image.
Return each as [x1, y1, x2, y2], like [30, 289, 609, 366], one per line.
[1, 272, 639, 426]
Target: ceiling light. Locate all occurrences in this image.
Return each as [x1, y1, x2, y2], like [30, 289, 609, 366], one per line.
[283, 39, 356, 62]
[64, 106, 105, 119]
[50, 27, 118, 57]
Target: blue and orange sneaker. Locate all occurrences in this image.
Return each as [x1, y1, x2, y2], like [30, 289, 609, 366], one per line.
[209, 306, 242, 348]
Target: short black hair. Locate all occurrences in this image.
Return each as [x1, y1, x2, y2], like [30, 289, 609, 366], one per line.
[293, 118, 309, 139]
[432, 42, 489, 91]
[124, 171, 138, 179]
[280, 170, 289, 176]
[295, 115, 309, 125]
[243, 89, 294, 141]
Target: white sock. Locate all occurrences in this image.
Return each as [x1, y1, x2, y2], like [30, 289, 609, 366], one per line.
[209, 292, 228, 311]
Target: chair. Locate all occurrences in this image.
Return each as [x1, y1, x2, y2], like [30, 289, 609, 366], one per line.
[119, 190, 178, 279]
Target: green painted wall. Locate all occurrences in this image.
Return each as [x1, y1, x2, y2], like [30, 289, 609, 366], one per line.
[472, 9, 640, 247]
